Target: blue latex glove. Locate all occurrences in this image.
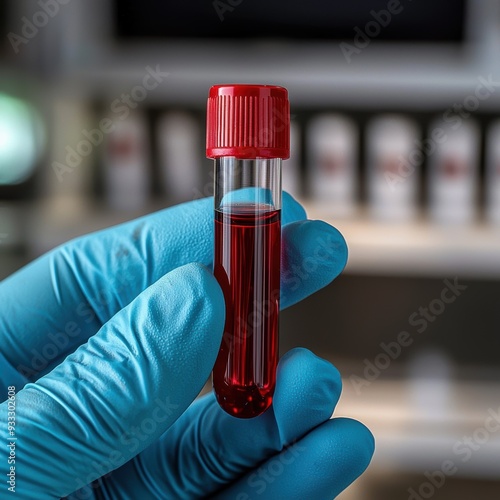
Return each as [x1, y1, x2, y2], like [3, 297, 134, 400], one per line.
[0, 193, 374, 499]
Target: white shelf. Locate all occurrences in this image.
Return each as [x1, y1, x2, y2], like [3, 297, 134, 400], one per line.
[303, 202, 500, 279]
[336, 377, 500, 479]
[5, 198, 498, 280]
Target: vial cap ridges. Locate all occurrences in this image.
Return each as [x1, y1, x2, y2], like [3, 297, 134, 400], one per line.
[206, 84, 290, 159]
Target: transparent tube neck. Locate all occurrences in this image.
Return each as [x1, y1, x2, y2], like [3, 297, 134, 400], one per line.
[214, 157, 282, 212]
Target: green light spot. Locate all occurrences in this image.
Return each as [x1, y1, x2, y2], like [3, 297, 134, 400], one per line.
[0, 93, 46, 185]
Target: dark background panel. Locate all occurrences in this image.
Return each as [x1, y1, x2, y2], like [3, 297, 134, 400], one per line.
[281, 274, 500, 373]
[115, 0, 466, 42]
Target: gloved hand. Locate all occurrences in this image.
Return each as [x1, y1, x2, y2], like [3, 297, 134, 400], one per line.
[0, 193, 374, 499]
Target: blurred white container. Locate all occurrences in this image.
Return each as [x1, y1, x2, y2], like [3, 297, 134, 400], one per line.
[103, 111, 150, 211]
[485, 120, 500, 225]
[408, 349, 453, 424]
[44, 99, 94, 202]
[282, 120, 301, 198]
[366, 115, 420, 222]
[307, 114, 358, 217]
[157, 111, 200, 202]
[428, 118, 480, 225]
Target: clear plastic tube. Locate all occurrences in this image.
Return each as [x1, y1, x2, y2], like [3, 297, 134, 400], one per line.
[206, 84, 289, 418]
[212, 157, 281, 418]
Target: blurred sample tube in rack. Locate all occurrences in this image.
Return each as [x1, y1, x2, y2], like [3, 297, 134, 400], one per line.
[102, 111, 150, 211]
[307, 114, 358, 217]
[45, 99, 94, 203]
[157, 111, 201, 203]
[366, 115, 420, 223]
[282, 120, 301, 199]
[485, 121, 500, 225]
[428, 118, 480, 225]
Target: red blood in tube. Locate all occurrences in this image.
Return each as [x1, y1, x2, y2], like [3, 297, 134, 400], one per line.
[213, 205, 280, 418]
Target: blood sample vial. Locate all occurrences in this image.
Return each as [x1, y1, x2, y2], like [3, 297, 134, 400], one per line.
[206, 84, 290, 418]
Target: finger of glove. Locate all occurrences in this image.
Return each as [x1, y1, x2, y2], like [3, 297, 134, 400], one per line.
[0, 263, 224, 499]
[281, 219, 347, 309]
[215, 418, 375, 500]
[0, 193, 305, 385]
[1, 197, 348, 387]
[96, 348, 342, 499]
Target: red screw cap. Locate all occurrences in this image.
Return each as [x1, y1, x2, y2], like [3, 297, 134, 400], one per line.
[206, 84, 290, 159]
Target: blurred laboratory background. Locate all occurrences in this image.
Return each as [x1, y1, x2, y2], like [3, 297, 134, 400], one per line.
[1, 0, 500, 498]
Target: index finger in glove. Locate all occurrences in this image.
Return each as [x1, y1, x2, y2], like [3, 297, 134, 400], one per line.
[1, 194, 347, 384]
